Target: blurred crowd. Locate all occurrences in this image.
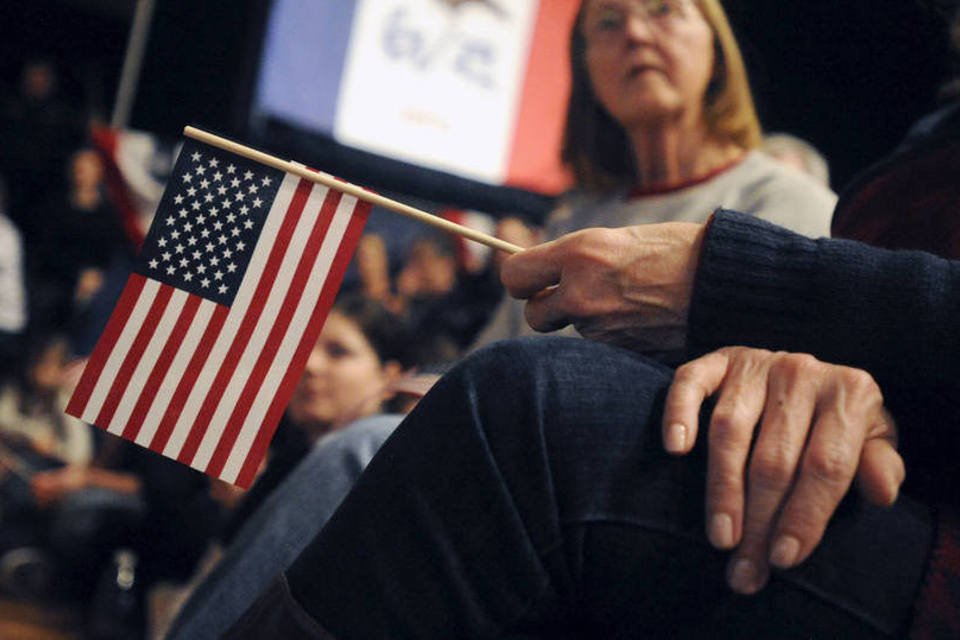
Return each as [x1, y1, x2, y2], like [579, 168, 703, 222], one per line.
[0, 31, 848, 638]
[0, 58, 220, 639]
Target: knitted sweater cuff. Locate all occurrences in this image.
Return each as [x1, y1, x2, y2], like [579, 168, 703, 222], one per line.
[687, 209, 822, 358]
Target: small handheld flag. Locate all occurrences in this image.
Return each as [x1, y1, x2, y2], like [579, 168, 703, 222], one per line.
[67, 136, 372, 487]
[67, 128, 522, 488]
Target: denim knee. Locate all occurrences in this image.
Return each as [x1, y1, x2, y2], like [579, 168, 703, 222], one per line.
[444, 336, 674, 453]
[430, 337, 679, 523]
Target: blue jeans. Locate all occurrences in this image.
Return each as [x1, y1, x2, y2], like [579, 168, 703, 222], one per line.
[280, 338, 933, 639]
[167, 414, 402, 639]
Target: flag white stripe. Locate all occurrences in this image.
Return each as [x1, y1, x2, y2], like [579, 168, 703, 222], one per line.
[191, 182, 330, 470]
[134, 298, 218, 448]
[161, 172, 301, 460]
[220, 193, 358, 482]
[107, 288, 189, 434]
[81, 278, 162, 424]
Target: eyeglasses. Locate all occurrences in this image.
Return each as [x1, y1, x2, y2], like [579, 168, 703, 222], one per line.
[583, 0, 691, 42]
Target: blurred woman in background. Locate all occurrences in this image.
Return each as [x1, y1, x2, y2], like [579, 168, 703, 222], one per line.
[475, 0, 837, 348]
[158, 293, 417, 638]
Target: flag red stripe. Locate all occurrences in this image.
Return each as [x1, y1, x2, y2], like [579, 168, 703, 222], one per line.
[122, 294, 203, 442]
[149, 303, 230, 452]
[205, 189, 344, 477]
[95, 284, 174, 430]
[235, 199, 372, 487]
[503, 0, 577, 195]
[177, 178, 314, 466]
[66, 274, 148, 418]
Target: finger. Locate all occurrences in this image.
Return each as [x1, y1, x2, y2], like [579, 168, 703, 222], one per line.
[727, 358, 817, 594]
[500, 242, 563, 300]
[662, 350, 731, 455]
[766, 408, 861, 573]
[705, 349, 771, 553]
[522, 286, 570, 333]
[767, 368, 882, 572]
[855, 437, 905, 507]
[855, 409, 903, 506]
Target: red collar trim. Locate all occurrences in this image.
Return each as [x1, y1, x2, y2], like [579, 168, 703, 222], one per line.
[627, 154, 746, 199]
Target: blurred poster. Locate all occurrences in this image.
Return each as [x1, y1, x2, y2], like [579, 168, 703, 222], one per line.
[255, 1, 358, 134]
[253, 0, 577, 195]
[335, 0, 537, 185]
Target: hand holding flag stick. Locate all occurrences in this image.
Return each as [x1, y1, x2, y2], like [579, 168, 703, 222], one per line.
[184, 126, 525, 256]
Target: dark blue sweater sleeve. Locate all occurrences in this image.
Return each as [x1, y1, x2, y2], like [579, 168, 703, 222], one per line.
[689, 209, 960, 387]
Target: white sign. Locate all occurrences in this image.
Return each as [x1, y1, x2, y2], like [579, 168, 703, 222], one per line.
[334, 0, 538, 184]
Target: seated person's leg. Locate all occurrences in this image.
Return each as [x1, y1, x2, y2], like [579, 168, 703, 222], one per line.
[245, 338, 933, 639]
[167, 414, 402, 640]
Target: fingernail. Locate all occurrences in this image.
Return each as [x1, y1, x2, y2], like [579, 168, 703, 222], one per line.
[665, 423, 686, 453]
[709, 513, 734, 548]
[770, 535, 800, 569]
[728, 558, 760, 594]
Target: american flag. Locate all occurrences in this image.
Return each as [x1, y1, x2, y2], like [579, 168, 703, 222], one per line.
[66, 139, 371, 487]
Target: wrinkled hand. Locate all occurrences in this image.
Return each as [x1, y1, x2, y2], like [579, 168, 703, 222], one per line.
[662, 347, 903, 594]
[500, 222, 704, 353]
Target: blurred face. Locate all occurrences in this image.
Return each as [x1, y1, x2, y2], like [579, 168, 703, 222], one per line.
[582, 0, 714, 128]
[396, 241, 457, 298]
[31, 340, 67, 393]
[71, 150, 105, 189]
[287, 311, 397, 435]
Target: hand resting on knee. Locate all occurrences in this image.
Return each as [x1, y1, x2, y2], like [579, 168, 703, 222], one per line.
[668, 347, 902, 595]
[502, 225, 906, 597]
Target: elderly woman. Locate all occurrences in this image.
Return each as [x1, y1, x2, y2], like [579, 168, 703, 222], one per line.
[474, 0, 836, 347]
[556, 0, 834, 234]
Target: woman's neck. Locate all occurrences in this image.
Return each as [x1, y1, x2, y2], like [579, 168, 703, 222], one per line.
[628, 123, 743, 189]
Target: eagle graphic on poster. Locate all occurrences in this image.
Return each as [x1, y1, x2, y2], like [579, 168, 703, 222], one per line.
[437, 0, 507, 19]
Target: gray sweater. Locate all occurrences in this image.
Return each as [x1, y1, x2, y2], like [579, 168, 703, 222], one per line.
[472, 151, 837, 348]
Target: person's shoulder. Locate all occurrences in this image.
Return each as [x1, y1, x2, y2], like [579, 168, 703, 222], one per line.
[728, 151, 837, 237]
[555, 188, 625, 213]
[734, 151, 833, 195]
[545, 188, 631, 237]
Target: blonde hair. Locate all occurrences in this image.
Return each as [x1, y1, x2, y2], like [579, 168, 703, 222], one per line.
[562, 0, 763, 190]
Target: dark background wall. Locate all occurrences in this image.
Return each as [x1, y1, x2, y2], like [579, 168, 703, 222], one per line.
[2, 0, 956, 214]
[724, 0, 954, 189]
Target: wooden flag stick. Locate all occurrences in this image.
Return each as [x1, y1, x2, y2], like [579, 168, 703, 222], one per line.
[184, 126, 524, 255]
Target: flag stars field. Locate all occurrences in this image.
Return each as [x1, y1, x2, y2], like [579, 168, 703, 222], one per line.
[137, 149, 275, 301]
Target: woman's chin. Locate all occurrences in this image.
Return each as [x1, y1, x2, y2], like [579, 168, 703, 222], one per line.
[288, 406, 336, 431]
[614, 93, 685, 128]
